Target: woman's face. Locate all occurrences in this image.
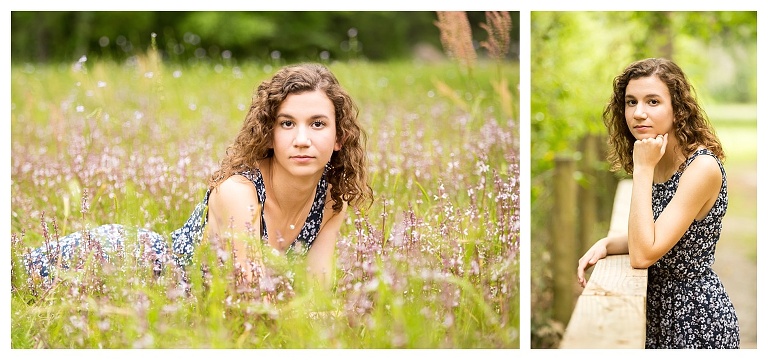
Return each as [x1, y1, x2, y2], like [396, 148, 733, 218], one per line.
[271, 89, 340, 178]
[624, 75, 675, 141]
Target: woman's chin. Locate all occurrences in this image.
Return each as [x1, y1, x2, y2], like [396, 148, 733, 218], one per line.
[633, 133, 658, 140]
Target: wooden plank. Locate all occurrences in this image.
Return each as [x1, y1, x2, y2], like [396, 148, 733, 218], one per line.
[560, 179, 648, 349]
[582, 254, 647, 297]
[559, 294, 646, 348]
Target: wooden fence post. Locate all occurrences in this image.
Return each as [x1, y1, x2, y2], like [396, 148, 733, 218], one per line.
[553, 154, 577, 325]
[579, 134, 598, 255]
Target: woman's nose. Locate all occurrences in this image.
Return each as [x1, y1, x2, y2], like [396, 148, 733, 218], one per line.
[634, 106, 647, 119]
[294, 126, 311, 147]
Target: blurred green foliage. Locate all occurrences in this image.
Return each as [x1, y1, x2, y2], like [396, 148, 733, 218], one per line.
[530, 11, 757, 348]
[10, 11, 520, 64]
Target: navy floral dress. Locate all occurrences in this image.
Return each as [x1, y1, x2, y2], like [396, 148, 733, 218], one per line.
[645, 148, 739, 349]
[23, 167, 327, 277]
[171, 168, 328, 265]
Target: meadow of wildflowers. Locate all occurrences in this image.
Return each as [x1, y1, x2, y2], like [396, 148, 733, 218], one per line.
[10, 51, 519, 348]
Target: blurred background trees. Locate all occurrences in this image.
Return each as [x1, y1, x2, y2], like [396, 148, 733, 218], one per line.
[10, 11, 520, 64]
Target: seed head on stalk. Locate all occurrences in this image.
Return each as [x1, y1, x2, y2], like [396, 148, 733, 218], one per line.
[480, 11, 512, 61]
[434, 11, 477, 69]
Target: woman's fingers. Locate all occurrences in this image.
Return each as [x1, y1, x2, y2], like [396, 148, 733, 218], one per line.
[634, 134, 664, 147]
[577, 246, 608, 288]
[577, 253, 593, 287]
[633, 133, 668, 167]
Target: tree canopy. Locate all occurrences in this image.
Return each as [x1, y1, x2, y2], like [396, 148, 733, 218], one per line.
[11, 11, 520, 64]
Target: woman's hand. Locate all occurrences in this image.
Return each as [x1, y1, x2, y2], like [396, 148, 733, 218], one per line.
[632, 133, 668, 170]
[577, 238, 609, 288]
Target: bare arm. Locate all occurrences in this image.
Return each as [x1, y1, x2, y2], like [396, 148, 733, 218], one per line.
[576, 232, 628, 287]
[306, 201, 347, 288]
[206, 175, 262, 280]
[628, 136, 722, 268]
[628, 154, 721, 268]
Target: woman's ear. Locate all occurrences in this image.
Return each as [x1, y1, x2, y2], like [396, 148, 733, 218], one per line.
[334, 133, 344, 151]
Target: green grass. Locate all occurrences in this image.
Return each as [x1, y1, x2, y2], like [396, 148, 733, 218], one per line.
[10, 57, 520, 348]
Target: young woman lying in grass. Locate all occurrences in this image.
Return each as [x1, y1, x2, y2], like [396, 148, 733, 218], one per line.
[24, 63, 373, 288]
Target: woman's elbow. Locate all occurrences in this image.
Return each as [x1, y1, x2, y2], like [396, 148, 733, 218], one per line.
[629, 254, 653, 269]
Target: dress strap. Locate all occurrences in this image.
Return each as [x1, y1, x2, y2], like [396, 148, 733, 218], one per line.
[293, 169, 328, 248]
[235, 169, 268, 239]
[235, 169, 267, 205]
[683, 148, 725, 178]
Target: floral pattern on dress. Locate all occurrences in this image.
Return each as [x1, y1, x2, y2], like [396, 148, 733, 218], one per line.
[23, 224, 168, 277]
[645, 148, 740, 349]
[166, 167, 327, 262]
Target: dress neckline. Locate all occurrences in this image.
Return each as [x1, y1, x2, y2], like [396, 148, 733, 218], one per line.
[249, 166, 328, 250]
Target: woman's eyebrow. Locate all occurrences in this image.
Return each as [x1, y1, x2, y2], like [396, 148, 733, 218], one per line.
[276, 112, 330, 119]
[625, 93, 661, 99]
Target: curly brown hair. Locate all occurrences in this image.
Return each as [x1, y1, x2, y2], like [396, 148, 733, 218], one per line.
[209, 63, 373, 213]
[603, 58, 725, 174]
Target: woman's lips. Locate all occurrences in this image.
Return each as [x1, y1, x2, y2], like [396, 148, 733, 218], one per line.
[633, 125, 653, 133]
[290, 155, 315, 164]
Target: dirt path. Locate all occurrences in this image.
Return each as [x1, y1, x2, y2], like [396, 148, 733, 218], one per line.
[712, 163, 757, 348]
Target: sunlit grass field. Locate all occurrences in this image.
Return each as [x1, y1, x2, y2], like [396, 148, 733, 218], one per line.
[10, 56, 520, 348]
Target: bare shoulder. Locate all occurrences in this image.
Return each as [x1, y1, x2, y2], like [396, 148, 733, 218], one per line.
[217, 174, 256, 193]
[209, 175, 259, 210]
[678, 152, 723, 192]
[685, 152, 722, 178]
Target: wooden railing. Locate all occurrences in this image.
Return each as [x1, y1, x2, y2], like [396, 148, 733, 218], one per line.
[559, 179, 648, 348]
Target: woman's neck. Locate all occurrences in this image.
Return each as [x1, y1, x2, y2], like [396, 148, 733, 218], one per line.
[261, 158, 320, 211]
[652, 136, 685, 183]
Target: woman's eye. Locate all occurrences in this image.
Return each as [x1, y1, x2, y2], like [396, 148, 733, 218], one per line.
[311, 121, 326, 128]
[626, 99, 637, 106]
[649, 99, 659, 105]
[280, 120, 294, 128]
